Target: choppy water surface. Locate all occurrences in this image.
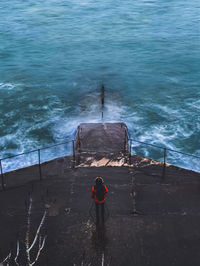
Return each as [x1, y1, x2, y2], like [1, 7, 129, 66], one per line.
[0, 0, 200, 171]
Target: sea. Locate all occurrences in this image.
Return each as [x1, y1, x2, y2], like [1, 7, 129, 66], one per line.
[0, 0, 200, 172]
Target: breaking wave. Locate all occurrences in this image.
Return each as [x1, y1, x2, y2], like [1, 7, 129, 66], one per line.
[0, 0, 200, 173]
[1, 85, 200, 173]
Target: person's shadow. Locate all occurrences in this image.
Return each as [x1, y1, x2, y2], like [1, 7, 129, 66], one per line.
[89, 202, 110, 225]
[91, 223, 108, 254]
[88, 202, 112, 264]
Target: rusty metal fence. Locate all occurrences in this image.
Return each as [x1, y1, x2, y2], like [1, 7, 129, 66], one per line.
[1, 135, 200, 190]
[0, 140, 75, 190]
[128, 138, 200, 173]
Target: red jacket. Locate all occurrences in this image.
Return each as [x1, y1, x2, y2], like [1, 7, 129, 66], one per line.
[91, 185, 108, 203]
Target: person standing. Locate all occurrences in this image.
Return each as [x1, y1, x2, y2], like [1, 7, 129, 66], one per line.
[91, 177, 108, 225]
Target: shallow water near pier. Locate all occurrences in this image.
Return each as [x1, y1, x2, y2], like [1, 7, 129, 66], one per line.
[0, 0, 200, 172]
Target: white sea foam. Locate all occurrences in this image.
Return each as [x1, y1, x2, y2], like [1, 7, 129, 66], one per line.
[185, 99, 200, 111]
[0, 83, 15, 90]
[0, 0, 199, 175]
[1, 88, 199, 173]
[130, 120, 200, 172]
[152, 104, 180, 118]
[0, 82, 24, 94]
[139, 127, 177, 149]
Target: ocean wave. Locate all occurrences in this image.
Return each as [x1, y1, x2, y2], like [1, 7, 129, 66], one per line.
[0, 83, 15, 90]
[185, 99, 200, 111]
[0, 86, 199, 173]
[152, 104, 180, 117]
[130, 120, 200, 172]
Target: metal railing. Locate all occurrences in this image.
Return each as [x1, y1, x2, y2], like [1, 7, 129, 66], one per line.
[0, 139, 75, 190]
[1, 134, 200, 190]
[128, 138, 200, 173]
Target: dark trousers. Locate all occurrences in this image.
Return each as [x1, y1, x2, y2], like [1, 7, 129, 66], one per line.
[95, 202, 104, 224]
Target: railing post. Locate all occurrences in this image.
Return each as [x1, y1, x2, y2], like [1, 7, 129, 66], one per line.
[38, 149, 42, 180]
[124, 129, 127, 154]
[0, 159, 5, 190]
[164, 148, 166, 166]
[162, 148, 167, 178]
[78, 130, 81, 151]
[129, 139, 132, 165]
[72, 140, 75, 168]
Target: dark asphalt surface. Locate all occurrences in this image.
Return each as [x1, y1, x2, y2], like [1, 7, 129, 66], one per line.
[1, 160, 200, 266]
[1, 122, 200, 265]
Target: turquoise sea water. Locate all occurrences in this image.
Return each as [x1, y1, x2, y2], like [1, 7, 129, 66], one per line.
[0, 0, 200, 171]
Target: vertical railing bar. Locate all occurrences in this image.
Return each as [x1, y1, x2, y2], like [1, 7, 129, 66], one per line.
[78, 130, 81, 165]
[162, 148, 167, 178]
[129, 139, 132, 165]
[124, 128, 127, 154]
[164, 148, 166, 166]
[38, 149, 42, 180]
[78, 129, 81, 151]
[72, 140, 75, 168]
[0, 159, 5, 190]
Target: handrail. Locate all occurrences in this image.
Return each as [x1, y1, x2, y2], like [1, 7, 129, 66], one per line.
[129, 139, 165, 150]
[1, 149, 38, 160]
[129, 138, 200, 159]
[1, 137, 199, 162]
[163, 148, 200, 159]
[0, 140, 73, 161]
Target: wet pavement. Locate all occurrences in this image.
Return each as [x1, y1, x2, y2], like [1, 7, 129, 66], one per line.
[1, 159, 200, 265]
[1, 122, 200, 265]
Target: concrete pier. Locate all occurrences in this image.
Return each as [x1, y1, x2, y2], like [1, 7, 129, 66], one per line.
[1, 123, 200, 266]
[75, 123, 129, 166]
[76, 123, 128, 153]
